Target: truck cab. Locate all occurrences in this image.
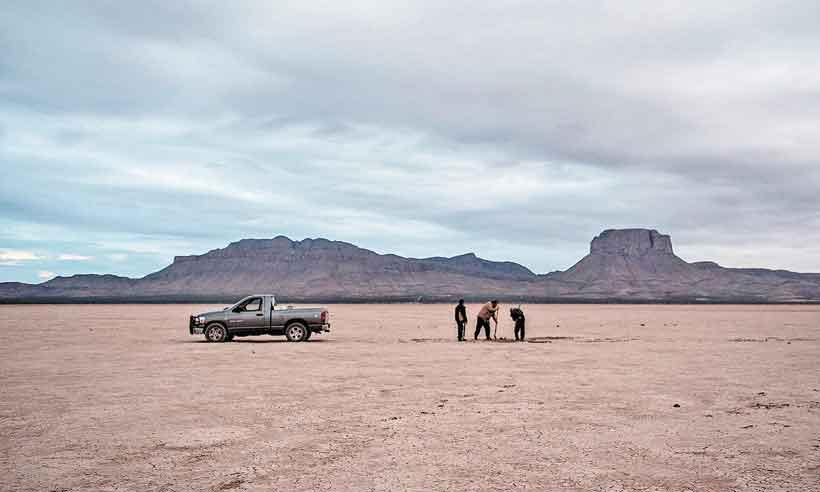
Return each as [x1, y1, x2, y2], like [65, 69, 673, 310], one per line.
[189, 295, 330, 342]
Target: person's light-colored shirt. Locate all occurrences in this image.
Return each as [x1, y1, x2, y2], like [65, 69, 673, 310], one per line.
[478, 302, 499, 321]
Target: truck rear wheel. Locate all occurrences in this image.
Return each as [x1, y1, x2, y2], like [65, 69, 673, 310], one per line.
[205, 323, 228, 343]
[285, 322, 308, 342]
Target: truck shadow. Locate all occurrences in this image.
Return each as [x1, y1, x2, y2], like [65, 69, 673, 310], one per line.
[233, 339, 330, 344]
[176, 338, 330, 344]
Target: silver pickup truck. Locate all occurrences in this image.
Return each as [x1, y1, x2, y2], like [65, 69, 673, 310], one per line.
[189, 295, 330, 342]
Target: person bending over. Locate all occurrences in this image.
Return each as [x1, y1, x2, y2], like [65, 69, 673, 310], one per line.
[475, 300, 499, 340]
[510, 307, 526, 341]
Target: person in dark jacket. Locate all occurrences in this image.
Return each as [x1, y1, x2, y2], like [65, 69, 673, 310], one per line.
[510, 307, 526, 341]
[454, 299, 467, 341]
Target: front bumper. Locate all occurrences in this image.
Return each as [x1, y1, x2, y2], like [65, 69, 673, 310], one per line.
[189, 316, 205, 335]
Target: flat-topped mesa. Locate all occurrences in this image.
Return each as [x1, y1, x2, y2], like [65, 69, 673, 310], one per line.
[590, 229, 674, 256]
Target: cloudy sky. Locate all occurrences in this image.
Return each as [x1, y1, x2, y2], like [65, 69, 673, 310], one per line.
[2, 1, 819, 283]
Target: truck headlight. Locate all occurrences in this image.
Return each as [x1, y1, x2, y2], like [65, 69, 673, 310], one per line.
[197, 316, 206, 324]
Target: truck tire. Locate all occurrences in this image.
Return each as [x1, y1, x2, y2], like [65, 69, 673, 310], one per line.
[285, 322, 308, 342]
[205, 323, 228, 343]
[304, 328, 313, 341]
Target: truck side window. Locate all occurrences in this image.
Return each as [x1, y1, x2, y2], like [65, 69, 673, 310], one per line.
[241, 298, 262, 312]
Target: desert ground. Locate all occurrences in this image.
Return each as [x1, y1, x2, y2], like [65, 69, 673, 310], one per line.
[1, 304, 819, 492]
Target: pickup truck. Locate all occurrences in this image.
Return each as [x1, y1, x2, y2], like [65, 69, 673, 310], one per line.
[189, 295, 330, 342]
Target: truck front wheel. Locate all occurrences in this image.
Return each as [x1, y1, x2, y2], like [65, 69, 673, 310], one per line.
[205, 323, 228, 343]
[285, 322, 308, 342]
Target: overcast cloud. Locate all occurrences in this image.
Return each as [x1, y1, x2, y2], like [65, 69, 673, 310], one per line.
[2, 1, 820, 283]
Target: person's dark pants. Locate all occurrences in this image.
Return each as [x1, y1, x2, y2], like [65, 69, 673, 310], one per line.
[475, 317, 491, 340]
[514, 321, 525, 341]
[456, 321, 466, 341]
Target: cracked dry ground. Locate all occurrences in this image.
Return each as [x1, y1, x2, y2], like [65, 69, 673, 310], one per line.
[1, 304, 819, 491]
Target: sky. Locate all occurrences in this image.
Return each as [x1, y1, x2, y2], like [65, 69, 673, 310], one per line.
[2, 1, 820, 283]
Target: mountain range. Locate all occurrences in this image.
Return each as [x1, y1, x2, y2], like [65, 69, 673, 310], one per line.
[2, 228, 819, 303]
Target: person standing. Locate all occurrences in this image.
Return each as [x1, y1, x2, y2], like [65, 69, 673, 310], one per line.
[474, 300, 499, 340]
[454, 299, 467, 341]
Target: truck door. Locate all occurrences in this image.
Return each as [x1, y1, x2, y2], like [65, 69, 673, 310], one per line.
[228, 296, 267, 334]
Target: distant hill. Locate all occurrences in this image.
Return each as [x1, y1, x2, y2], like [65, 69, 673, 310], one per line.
[555, 229, 820, 302]
[2, 229, 820, 303]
